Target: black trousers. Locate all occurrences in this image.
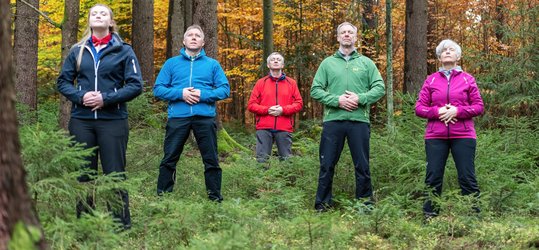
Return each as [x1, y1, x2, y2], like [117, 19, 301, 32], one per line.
[69, 118, 131, 228]
[156, 116, 223, 201]
[315, 121, 372, 209]
[423, 138, 480, 215]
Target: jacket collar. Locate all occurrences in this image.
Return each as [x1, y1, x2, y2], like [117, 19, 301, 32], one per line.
[438, 66, 463, 78]
[86, 33, 123, 48]
[268, 72, 286, 81]
[180, 48, 206, 60]
[334, 49, 360, 60]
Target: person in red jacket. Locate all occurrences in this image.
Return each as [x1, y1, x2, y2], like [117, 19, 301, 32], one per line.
[247, 52, 303, 163]
[415, 39, 484, 219]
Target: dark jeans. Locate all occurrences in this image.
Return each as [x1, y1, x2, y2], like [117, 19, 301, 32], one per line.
[69, 118, 131, 228]
[156, 116, 223, 201]
[255, 130, 292, 162]
[423, 138, 480, 215]
[315, 121, 372, 209]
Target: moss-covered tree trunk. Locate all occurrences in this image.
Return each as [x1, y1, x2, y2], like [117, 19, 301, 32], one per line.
[193, 0, 249, 154]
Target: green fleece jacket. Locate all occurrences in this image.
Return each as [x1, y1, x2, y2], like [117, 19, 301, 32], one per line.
[311, 50, 385, 123]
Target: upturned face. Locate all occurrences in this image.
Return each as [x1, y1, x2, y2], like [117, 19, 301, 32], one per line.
[89, 6, 113, 31]
[337, 24, 357, 48]
[267, 55, 284, 70]
[183, 28, 205, 51]
[438, 46, 461, 64]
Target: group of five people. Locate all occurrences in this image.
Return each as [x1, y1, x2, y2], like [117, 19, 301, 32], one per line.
[57, 4, 484, 229]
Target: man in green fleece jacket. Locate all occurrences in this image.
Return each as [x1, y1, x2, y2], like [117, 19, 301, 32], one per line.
[311, 22, 385, 212]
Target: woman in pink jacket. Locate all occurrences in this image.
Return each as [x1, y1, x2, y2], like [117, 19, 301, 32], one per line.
[415, 39, 484, 219]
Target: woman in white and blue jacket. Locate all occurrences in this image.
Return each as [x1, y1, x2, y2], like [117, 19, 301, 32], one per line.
[57, 4, 143, 230]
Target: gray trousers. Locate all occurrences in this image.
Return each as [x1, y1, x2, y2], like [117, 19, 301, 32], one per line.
[255, 130, 292, 162]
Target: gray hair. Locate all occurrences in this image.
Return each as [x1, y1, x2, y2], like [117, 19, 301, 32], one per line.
[337, 22, 358, 35]
[184, 24, 205, 40]
[266, 52, 284, 65]
[436, 39, 462, 58]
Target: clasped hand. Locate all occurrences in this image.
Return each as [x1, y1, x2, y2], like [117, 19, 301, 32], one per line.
[268, 105, 283, 116]
[438, 104, 458, 126]
[183, 87, 201, 105]
[338, 90, 359, 112]
[83, 91, 104, 111]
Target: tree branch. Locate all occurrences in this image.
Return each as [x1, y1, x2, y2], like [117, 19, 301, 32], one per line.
[19, 0, 62, 29]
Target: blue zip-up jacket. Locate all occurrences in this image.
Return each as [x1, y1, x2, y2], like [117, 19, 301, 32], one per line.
[153, 48, 230, 118]
[57, 33, 143, 120]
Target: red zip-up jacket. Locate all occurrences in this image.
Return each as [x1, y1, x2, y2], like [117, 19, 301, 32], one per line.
[415, 69, 484, 139]
[247, 74, 303, 132]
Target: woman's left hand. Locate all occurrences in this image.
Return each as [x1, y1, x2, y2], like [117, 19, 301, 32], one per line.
[439, 104, 458, 125]
[83, 91, 104, 111]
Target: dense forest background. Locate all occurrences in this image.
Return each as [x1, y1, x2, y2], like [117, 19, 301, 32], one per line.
[2, 0, 538, 249]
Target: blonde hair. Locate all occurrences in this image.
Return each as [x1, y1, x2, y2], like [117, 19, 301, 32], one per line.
[184, 24, 205, 40]
[75, 4, 119, 71]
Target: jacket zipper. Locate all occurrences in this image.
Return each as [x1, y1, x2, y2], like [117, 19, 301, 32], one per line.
[189, 57, 194, 114]
[446, 75, 451, 138]
[85, 45, 99, 120]
[274, 78, 279, 130]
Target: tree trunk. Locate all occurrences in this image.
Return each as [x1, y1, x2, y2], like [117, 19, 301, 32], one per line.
[361, 0, 378, 59]
[262, 0, 273, 73]
[184, 0, 193, 27]
[386, 0, 394, 131]
[193, 0, 218, 58]
[0, 0, 45, 247]
[426, 0, 437, 74]
[404, 0, 427, 94]
[166, 0, 185, 58]
[132, 0, 155, 87]
[59, 0, 80, 130]
[13, 0, 39, 116]
[193, 0, 245, 153]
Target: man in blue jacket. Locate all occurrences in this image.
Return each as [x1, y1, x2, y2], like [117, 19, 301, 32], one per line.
[154, 25, 230, 202]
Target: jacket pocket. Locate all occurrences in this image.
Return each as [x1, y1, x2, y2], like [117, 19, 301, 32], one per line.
[114, 88, 120, 109]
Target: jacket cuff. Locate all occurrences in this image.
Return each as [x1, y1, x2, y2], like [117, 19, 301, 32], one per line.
[101, 92, 109, 106]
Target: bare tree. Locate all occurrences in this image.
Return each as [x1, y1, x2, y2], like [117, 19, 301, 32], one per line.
[193, 0, 219, 130]
[166, 0, 185, 58]
[0, 0, 45, 248]
[193, 0, 218, 58]
[59, 0, 80, 130]
[386, 0, 394, 130]
[185, 0, 194, 27]
[14, 0, 39, 115]
[262, 0, 273, 72]
[426, 0, 438, 73]
[132, 0, 155, 86]
[404, 0, 427, 94]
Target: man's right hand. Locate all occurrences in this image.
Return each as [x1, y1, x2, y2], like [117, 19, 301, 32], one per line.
[183, 87, 201, 105]
[338, 92, 358, 112]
